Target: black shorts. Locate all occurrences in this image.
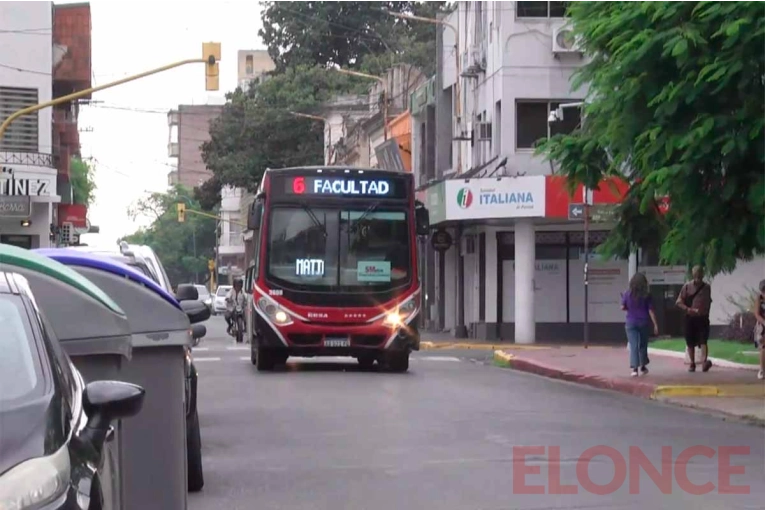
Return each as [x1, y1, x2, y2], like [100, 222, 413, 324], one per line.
[685, 316, 710, 348]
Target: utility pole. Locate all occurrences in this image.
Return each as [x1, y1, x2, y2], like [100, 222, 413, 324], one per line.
[386, 11, 461, 173]
[0, 43, 221, 140]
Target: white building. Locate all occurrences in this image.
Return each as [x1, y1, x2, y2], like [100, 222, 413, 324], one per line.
[422, 1, 764, 343]
[0, 1, 59, 249]
[237, 50, 275, 93]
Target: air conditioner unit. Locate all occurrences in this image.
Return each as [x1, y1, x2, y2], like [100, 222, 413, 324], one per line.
[470, 45, 487, 70]
[167, 110, 179, 127]
[552, 23, 582, 54]
[475, 122, 492, 141]
[168, 142, 179, 158]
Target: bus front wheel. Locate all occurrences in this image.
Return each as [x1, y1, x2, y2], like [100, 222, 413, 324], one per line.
[386, 352, 409, 373]
[256, 346, 276, 371]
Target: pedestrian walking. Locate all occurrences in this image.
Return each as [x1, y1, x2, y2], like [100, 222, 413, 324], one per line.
[753, 279, 765, 380]
[621, 272, 659, 377]
[676, 265, 713, 372]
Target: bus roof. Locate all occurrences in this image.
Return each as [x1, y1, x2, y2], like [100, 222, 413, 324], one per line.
[264, 166, 413, 177]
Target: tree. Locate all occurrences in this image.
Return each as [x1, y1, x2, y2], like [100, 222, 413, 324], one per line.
[122, 185, 217, 285]
[259, 1, 449, 72]
[202, 66, 363, 191]
[537, 1, 765, 275]
[69, 157, 97, 206]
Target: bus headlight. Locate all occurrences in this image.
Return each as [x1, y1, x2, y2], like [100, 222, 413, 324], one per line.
[383, 296, 417, 326]
[257, 297, 293, 326]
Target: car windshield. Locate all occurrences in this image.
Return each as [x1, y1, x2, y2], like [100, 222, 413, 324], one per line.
[216, 286, 230, 297]
[195, 285, 209, 297]
[0, 296, 41, 402]
[266, 205, 411, 292]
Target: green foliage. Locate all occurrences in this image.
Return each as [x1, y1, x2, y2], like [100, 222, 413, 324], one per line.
[122, 185, 216, 286]
[259, 1, 448, 72]
[69, 157, 96, 206]
[536, 1, 765, 276]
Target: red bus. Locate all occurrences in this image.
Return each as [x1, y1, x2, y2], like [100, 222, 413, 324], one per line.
[243, 166, 430, 372]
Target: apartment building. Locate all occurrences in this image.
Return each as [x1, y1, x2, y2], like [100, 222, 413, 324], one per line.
[0, 2, 59, 249]
[167, 104, 223, 189]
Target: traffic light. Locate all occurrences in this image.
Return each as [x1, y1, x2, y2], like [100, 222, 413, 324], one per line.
[202, 42, 221, 91]
[176, 203, 186, 222]
[208, 259, 215, 271]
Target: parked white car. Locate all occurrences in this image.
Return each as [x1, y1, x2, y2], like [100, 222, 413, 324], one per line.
[195, 284, 213, 311]
[213, 285, 231, 315]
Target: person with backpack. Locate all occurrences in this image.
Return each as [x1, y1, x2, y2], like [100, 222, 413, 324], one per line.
[676, 265, 713, 372]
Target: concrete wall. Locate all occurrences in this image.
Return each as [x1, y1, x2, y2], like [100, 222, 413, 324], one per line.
[0, 1, 53, 153]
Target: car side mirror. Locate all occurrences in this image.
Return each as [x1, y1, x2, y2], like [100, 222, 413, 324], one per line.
[176, 284, 199, 302]
[415, 200, 430, 236]
[81, 381, 145, 452]
[248, 198, 263, 231]
[180, 300, 211, 324]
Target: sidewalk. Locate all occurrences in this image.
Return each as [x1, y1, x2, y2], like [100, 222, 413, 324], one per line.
[493, 346, 765, 425]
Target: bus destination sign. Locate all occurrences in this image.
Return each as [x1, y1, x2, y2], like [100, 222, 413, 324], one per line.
[284, 176, 406, 198]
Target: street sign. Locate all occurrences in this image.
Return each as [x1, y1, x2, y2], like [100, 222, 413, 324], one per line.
[568, 203, 585, 220]
[568, 203, 619, 223]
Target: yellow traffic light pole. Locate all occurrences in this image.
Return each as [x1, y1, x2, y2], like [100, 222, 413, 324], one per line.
[0, 42, 221, 141]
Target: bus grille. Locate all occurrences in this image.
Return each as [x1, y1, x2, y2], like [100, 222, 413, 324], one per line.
[352, 335, 386, 347]
[288, 334, 323, 346]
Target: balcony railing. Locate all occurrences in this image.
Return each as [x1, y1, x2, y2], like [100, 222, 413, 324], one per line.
[0, 151, 54, 167]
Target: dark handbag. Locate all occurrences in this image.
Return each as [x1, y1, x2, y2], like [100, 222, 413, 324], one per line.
[682, 282, 705, 308]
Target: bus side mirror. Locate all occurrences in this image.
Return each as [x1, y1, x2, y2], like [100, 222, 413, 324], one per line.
[248, 198, 263, 231]
[415, 201, 429, 236]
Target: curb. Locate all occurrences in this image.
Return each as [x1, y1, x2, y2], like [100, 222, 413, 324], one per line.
[647, 347, 759, 371]
[423, 341, 551, 351]
[654, 396, 765, 427]
[491, 350, 656, 398]
[493, 350, 765, 399]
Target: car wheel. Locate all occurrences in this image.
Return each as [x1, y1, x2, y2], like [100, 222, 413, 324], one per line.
[357, 355, 375, 369]
[187, 409, 204, 492]
[386, 352, 409, 373]
[256, 346, 275, 371]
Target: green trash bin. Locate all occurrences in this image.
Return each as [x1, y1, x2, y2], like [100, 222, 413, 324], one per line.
[0, 244, 133, 510]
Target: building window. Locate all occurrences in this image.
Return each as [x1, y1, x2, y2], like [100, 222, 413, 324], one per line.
[0, 87, 39, 152]
[516, 1, 569, 18]
[516, 100, 582, 150]
[245, 55, 253, 76]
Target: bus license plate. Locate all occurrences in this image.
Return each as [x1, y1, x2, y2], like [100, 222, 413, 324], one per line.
[324, 336, 350, 347]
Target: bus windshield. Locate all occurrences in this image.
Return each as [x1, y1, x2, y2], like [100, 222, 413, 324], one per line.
[267, 205, 411, 292]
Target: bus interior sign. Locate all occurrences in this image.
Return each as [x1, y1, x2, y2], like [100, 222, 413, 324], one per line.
[283, 175, 406, 199]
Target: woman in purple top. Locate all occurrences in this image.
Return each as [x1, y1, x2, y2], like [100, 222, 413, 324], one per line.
[622, 272, 659, 377]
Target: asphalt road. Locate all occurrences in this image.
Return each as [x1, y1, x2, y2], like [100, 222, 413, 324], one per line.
[189, 316, 765, 510]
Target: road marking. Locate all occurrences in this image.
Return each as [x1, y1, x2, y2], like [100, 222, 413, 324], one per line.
[226, 346, 249, 351]
[419, 356, 461, 362]
[193, 347, 210, 351]
[193, 357, 222, 362]
[239, 357, 251, 361]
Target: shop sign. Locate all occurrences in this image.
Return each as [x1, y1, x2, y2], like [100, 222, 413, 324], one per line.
[0, 167, 54, 197]
[445, 176, 546, 221]
[642, 265, 687, 285]
[0, 196, 31, 217]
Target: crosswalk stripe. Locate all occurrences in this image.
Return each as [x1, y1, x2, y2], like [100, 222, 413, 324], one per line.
[419, 356, 461, 362]
[193, 357, 221, 362]
[226, 346, 249, 351]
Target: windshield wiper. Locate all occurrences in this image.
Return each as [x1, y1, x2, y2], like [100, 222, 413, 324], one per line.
[349, 202, 379, 233]
[300, 204, 327, 237]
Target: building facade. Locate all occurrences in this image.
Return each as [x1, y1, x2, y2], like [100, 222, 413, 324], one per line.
[0, 2, 59, 249]
[237, 49, 275, 92]
[167, 104, 223, 189]
[420, 1, 763, 342]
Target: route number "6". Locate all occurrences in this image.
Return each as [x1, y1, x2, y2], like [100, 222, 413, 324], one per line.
[292, 177, 306, 194]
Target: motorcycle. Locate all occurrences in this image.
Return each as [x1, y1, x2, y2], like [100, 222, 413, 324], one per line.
[231, 305, 245, 344]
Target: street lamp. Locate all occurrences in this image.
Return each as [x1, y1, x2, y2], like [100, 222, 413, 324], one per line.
[386, 10, 462, 173]
[290, 111, 333, 164]
[548, 101, 591, 347]
[331, 67, 388, 140]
